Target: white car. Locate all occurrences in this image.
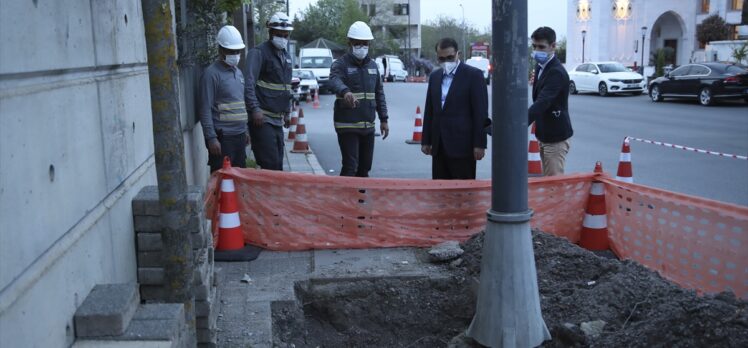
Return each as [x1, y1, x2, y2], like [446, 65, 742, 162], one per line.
[568, 61, 646, 96]
[292, 69, 319, 100]
[465, 56, 491, 85]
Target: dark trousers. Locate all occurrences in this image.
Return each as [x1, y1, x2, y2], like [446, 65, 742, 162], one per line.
[337, 131, 375, 177]
[432, 142, 476, 179]
[249, 123, 284, 171]
[207, 132, 247, 173]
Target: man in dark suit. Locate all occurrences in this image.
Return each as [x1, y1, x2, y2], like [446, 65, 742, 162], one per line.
[421, 38, 489, 179]
[528, 27, 573, 176]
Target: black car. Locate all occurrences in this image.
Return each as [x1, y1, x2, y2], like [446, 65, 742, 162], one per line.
[648, 63, 748, 106]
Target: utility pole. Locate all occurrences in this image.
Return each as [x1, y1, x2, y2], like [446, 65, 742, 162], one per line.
[140, 0, 195, 345]
[459, 3, 466, 55]
[407, 0, 412, 76]
[465, 0, 550, 347]
[247, 1, 256, 49]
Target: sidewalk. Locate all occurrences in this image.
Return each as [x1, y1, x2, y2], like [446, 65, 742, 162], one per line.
[281, 134, 327, 175]
[216, 131, 449, 347]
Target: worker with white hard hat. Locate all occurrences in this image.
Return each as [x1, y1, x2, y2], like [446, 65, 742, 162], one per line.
[244, 12, 294, 171]
[327, 21, 390, 177]
[198, 25, 249, 172]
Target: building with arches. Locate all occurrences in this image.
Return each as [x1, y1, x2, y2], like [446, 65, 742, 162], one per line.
[566, 0, 746, 69]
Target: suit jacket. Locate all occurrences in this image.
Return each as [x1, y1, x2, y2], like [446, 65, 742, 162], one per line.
[422, 63, 488, 159]
[528, 56, 573, 143]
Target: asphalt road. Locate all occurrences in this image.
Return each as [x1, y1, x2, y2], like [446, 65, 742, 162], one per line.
[300, 82, 748, 206]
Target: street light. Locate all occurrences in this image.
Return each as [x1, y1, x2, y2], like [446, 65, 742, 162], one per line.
[459, 3, 466, 57]
[641, 26, 647, 75]
[466, 0, 550, 346]
[581, 30, 587, 63]
[407, 0, 412, 76]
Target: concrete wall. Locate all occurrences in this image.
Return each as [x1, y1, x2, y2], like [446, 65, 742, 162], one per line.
[704, 40, 748, 62]
[0, 1, 157, 346]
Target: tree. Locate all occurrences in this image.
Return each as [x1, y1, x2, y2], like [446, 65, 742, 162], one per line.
[292, 0, 367, 47]
[655, 48, 666, 77]
[556, 38, 567, 63]
[337, 0, 370, 44]
[420, 16, 486, 61]
[696, 14, 729, 46]
[253, 0, 287, 44]
[731, 41, 748, 64]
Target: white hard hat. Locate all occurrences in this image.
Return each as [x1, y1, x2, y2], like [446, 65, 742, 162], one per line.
[267, 12, 293, 31]
[216, 25, 245, 50]
[347, 21, 374, 40]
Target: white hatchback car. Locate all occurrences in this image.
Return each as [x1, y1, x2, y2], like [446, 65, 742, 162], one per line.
[568, 61, 646, 96]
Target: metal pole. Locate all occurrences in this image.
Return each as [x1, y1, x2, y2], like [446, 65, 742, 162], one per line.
[247, 0, 256, 49]
[466, 0, 550, 346]
[408, 0, 411, 76]
[286, 0, 289, 15]
[460, 4, 466, 56]
[641, 32, 646, 74]
[581, 30, 586, 63]
[140, 0, 195, 345]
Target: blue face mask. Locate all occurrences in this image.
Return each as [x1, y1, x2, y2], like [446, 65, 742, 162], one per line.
[533, 51, 549, 64]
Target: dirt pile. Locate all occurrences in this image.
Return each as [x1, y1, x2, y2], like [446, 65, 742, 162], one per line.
[458, 230, 748, 347]
[272, 230, 748, 347]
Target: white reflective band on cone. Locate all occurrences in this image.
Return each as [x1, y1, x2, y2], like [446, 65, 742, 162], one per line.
[414, 126, 423, 132]
[619, 153, 631, 161]
[583, 214, 607, 229]
[590, 182, 605, 195]
[529, 153, 541, 161]
[290, 125, 297, 132]
[219, 212, 241, 228]
[616, 176, 634, 183]
[221, 178, 235, 192]
[296, 133, 307, 141]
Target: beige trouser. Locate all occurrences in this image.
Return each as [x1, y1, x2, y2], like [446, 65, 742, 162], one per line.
[539, 139, 570, 176]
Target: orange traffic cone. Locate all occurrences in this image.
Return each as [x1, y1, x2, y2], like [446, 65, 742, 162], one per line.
[405, 106, 423, 144]
[528, 123, 542, 176]
[291, 110, 311, 153]
[214, 158, 262, 262]
[313, 89, 320, 109]
[616, 137, 633, 183]
[306, 90, 312, 104]
[287, 106, 299, 142]
[579, 162, 609, 250]
[216, 158, 244, 251]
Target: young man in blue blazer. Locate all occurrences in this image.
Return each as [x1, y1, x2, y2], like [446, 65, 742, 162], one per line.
[421, 38, 489, 179]
[528, 27, 573, 176]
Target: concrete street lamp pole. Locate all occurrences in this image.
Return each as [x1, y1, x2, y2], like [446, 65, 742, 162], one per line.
[466, 0, 551, 346]
[582, 30, 587, 63]
[641, 26, 648, 75]
[459, 3, 466, 56]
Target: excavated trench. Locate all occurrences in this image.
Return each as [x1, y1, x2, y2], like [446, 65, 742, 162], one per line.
[271, 231, 748, 348]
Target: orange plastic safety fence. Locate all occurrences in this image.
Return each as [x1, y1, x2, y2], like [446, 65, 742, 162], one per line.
[204, 168, 594, 251]
[601, 177, 748, 299]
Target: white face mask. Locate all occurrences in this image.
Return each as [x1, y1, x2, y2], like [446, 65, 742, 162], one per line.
[224, 54, 240, 67]
[440, 61, 458, 74]
[272, 36, 288, 50]
[352, 45, 369, 60]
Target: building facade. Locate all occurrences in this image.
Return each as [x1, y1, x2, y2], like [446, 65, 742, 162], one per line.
[566, 0, 746, 68]
[0, 1, 210, 346]
[360, 0, 422, 60]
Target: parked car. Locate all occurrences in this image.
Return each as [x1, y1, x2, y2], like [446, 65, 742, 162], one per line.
[375, 55, 407, 82]
[465, 56, 491, 85]
[648, 62, 748, 106]
[299, 48, 333, 92]
[292, 69, 318, 100]
[569, 61, 646, 96]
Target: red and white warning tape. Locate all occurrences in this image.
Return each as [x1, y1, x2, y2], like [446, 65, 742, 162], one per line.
[626, 136, 748, 160]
